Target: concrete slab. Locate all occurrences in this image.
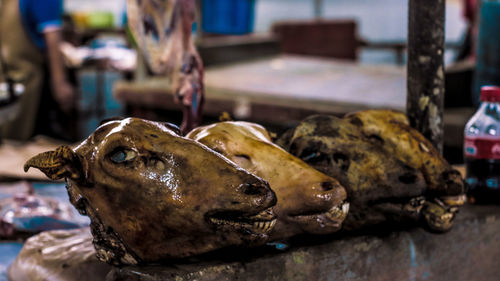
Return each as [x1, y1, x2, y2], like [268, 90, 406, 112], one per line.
[107, 204, 500, 281]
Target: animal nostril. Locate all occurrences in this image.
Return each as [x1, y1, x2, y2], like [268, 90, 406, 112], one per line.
[242, 183, 266, 196]
[399, 173, 417, 184]
[442, 170, 465, 193]
[442, 170, 460, 181]
[321, 181, 335, 192]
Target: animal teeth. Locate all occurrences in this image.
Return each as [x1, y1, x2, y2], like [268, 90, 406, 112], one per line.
[325, 209, 338, 220]
[409, 196, 426, 207]
[441, 194, 467, 206]
[252, 219, 276, 233]
[443, 213, 453, 220]
[405, 197, 426, 213]
[210, 218, 230, 225]
[255, 221, 264, 230]
[434, 198, 446, 208]
[249, 208, 275, 220]
[342, 202, 350, 214]
[253, 221, 261, 230]
[269, 219, 276, 229]
[210, 217, 276, 233]
[325, 202, 349, 221]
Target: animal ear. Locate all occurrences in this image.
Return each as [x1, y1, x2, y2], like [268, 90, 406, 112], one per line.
[275, 127, 296, 149]
[162, 122, 181, 135]
[99, 117, 125, 126]
[24, 146, 83, 181]
[218, 112, 233, 122]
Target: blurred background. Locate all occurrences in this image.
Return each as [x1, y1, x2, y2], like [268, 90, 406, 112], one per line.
[64, 0, 468, 64]
[0, 0, 475, 151]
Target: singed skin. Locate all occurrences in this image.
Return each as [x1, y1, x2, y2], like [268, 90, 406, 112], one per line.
[277, 115, 429, 230]
[187, 121, 349, 239]
[344, 110, 466, 231]
[277, 112, 465, 232]
[24, 118, 277, 265]
[345, 110, 464, 197]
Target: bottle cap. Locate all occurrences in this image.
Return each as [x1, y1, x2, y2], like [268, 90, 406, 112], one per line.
[480, 86, 500, 102]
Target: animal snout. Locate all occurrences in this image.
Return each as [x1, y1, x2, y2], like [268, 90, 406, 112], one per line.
[312, 180, 347, 205]
[321, 181, 335, 191]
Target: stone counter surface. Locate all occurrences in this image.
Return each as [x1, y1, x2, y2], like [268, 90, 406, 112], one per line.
[107, 204, 500, 281]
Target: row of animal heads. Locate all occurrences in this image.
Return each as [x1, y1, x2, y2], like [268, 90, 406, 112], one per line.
[24, 110, 466, 265]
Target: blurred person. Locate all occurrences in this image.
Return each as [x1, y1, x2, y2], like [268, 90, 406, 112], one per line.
[0, 0, 76, 141]
[457, 0, 478, 61]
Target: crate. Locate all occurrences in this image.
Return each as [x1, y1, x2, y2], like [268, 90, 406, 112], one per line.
[202, 0, 255, 35]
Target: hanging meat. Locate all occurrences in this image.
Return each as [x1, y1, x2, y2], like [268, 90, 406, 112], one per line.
[127, 0, 204, 134]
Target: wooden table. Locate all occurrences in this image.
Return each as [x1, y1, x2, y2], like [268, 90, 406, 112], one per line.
[115, 55, 407, 123]
[206, 55, 407, 112]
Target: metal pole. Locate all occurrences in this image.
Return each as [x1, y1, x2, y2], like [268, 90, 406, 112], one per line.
[407, 0, 446, 153]
[314, 0, 323, 19]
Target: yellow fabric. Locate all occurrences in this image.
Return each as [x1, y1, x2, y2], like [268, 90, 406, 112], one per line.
[0, 0, 45, 140]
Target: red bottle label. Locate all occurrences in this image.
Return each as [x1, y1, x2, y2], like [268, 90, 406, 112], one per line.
[464, 137, 500, 159]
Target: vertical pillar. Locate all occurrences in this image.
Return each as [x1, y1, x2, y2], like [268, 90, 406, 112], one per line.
[314, 0, 323, 19]
[407, 0, 446, 153]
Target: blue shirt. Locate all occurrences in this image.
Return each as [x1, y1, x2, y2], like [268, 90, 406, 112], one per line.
[19, 0, 63, 50]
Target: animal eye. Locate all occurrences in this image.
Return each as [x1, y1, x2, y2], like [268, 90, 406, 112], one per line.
[298, 148, 321, 161]
[235, 154, 251, 161]
[299, 149, 331, 166]
[109, 149, 137, 163]
[302, 152, 320, 161]
[232, 153, 251, 167]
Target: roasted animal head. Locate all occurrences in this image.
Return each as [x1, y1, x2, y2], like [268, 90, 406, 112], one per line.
[187, 121, 348, 239]
[24, 118, 277, 264]
[344, 110, 465, 195]
[344, 110, 466, 231]
[277, 113, 464, 232]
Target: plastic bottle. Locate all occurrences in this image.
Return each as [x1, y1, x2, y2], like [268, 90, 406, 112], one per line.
[464, 86, 500, 203]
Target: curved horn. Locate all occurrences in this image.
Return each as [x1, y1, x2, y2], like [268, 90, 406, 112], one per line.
[24, 146, 83, 181]
[162, 122, 181, 135]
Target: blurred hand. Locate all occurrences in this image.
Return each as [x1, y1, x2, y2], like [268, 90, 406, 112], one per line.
[53, 81, 76, 114]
